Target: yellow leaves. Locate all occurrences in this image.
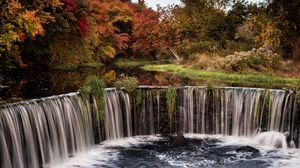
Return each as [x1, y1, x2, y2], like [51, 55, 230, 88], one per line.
[0, 24, 19, 50]
[103, 46, 116, 58]
[6, 0, 22, 16]
[251, 12, 283, 50]
[103, 70, 116, 84]
[255, 21, 282, 50]
[51, 0, 63, 8]
[19, 10, 45, 38]
[0, 0, 61, 67]
[108, 2, 133, 23]
[1, 0, 56, 50]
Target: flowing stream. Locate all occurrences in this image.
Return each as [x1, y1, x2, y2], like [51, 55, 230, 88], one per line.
[0, 86, 299, 167]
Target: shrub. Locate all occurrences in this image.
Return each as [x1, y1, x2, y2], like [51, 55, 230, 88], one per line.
[224, 48, 284, 73]
[188, 53, 225, 71]
[114, 76, 139, 94]
[80, 76, 106, 120]
[166, 87, 177, 124]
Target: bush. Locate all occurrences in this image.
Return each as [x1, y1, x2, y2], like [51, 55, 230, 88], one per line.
[80, 75, 106, 120]
[224, 48, 284, 73]
[177, 41, 220, 58]
[166, 87, 177, 124]
[80, 76, 106, 99]
[188, 53, 225, 71]
[114, 76, 139, 94]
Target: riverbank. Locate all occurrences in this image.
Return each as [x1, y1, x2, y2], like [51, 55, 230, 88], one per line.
[142, 64, 300, 88]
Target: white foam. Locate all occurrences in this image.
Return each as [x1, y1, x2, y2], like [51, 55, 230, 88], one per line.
[50, 136, 163, 168]
[254, 131, 288, 149]
[185, 133, 300, 168]
[51, 135, 300, 168]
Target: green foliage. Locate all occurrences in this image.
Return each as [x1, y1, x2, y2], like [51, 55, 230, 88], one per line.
[114, 76, 139, 94]
[166, 87, 177, 123]
[80, 76, 106, 120]
[206, 81, 213, 91]
[134, 89, 143, 106]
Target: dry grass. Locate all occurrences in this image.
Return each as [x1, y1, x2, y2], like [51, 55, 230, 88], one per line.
[187, 53, 225, 71]
[186, 49, 299, 76]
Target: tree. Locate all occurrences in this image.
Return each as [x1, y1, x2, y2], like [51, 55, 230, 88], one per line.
[0, 0, 60, 69]
[265, 0, 300, 58]
[130, 4, 161, 57]
[225, 0, 249, 40]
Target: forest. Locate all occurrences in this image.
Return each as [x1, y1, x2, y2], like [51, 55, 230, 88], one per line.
[1, 0, 300, 77]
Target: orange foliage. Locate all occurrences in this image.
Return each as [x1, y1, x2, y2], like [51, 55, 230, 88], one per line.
[131, 7, 161, 55]
[1, 0, 181, 69]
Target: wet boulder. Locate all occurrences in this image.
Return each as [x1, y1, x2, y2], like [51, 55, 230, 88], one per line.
[236, 145, 260, 157]
[172, 131, 187, 146]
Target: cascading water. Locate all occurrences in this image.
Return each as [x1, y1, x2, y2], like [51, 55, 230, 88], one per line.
[178, 87, 298, 139]
[0, 86, 299, 168]
[0, 93, 94, 168]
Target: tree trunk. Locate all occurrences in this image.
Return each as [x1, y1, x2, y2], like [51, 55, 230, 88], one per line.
[169, 47, 182, 64]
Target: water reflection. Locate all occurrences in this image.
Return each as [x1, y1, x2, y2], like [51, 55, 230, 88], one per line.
[0, 66, 189, 104]
[1, 65, 231, 104]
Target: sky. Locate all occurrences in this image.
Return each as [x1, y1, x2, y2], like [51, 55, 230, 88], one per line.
[132, 0, 264, 9]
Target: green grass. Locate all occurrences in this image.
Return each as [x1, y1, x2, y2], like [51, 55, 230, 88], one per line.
[142, 64, 300, 88]
[115, 59, 156, 68]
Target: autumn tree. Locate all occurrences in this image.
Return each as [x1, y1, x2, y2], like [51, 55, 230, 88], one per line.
[265, 0, 300, 59]
[131, 5, 161, 57]
[0, 0, 61, 69]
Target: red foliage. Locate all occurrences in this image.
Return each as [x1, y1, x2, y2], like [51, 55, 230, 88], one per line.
[60, 0, 77, 12]
[113, 33, 130, 50]
[18, 32, 26, 42]
[89, 0, 132, 51]
[130, 5, 182, 56]
[131, 7, 162, 55]
[76, 17, 89, 37]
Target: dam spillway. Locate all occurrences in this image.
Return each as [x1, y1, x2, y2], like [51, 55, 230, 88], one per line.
[0, 86, 299, 167]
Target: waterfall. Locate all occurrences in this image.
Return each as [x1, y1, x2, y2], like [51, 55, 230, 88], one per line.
[104, 89, 124, 140]
[0, 94, 94, 168]
[179, 87, 296, 138]
[104, 88, 133, 139]
[0, 86, 299, 168]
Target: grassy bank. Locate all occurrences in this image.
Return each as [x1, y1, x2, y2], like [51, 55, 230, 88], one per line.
[142, 64, 300, 88]
[114, 59, 156, 68]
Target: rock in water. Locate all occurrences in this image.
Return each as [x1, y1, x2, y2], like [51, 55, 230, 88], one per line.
[236, 146, 260, 157]
[172, 131, 186, 146]
[236, 146, 259, 153]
